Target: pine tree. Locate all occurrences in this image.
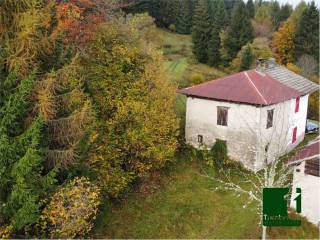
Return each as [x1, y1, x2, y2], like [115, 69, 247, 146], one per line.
[270, 0, 281, 30]
[240, 45, 253, 70]
[293, 2, 319, 61]
[279, 3, 292, 23]
[215, 0, 228, 28]
[192, 0, 212, 63]
[208, 0, 218, 24]
[207, 0, 227, 66]
[176, 0, 194, 34]
[246, 0, 255, 19]
[208, 27, 221, 66]
[224, 0, 254, 60]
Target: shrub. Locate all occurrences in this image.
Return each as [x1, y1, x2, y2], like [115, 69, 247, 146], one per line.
[169, 24, 176, 32]
[210, 139, 228, 169]
[40, 177, 100, 238]
[189, 72, 205, 85]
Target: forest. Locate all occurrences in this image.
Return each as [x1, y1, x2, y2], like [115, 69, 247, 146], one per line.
[0, 0, 319, 239]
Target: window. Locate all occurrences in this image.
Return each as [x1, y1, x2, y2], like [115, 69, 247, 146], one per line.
[292, 127, 297, 143]
[198, 135, 203, 144]
[295, 97, 300, 113]
[217, 107, 228, 126]
[266, 109, 274, 129]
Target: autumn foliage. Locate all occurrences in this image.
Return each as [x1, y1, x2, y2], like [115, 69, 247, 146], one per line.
[272, 21, 295, 65]
[40, 177, 100, 238]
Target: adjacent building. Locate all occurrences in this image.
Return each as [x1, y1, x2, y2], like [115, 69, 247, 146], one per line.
[289, 137, 320, 227]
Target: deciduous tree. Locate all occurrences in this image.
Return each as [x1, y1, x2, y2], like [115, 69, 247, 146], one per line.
[272, 21, 295, 65]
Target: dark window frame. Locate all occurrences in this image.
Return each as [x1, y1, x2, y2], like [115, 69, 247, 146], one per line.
[217, 106, 229, 126]
[198, 135, 203, 144]
[266, 109, 274, 129]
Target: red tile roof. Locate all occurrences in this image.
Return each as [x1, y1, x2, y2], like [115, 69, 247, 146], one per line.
[288, 139, 320, 177]
[290, 139, 320, 163]
[178, 70, 302, 105]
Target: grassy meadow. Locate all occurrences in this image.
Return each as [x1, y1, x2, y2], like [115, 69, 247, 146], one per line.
[93, 148, 319, 239]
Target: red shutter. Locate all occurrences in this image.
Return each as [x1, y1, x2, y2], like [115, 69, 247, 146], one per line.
[292, 127, 297, 143]
[295, 97, 300, 113]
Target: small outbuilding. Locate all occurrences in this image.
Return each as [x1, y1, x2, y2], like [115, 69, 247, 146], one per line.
[288, 138, 319, 227]
[178, 59, 318, 170]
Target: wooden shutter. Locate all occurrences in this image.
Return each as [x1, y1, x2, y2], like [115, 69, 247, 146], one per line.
[217, 107, 228, 126]
[295, 97, 300, 113]
[266, 109, 274, 128]
[292, 127, 297, 143]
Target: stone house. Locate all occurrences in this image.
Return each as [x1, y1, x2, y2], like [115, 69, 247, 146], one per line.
[178, 60, 318, 170]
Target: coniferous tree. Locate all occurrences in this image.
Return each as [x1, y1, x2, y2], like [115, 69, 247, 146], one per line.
[176, 0, 194, 34]
[215, 0, 228, 28]
[240, 45, 254, 70]
[207, 0, 227, 66]
[279, 3, 292, 23]
[0, 72, 56, 230]
[270, 0, 281, 30]
[246, 0, 255, 19]
[192, 0, 212, 63]
[224, 0, 254, 60]
[294, 2, 319, 62]
[208, 0, 218, 24]
[208, 27, 221, 66]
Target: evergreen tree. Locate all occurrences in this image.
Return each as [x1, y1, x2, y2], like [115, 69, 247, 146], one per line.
[176, 0, 194, 34]
[208, 0, 218, 24]
[246, 0, 255, 19]
[270, 0, 281, 30]
[279, 3, 292, 23]
[208, 27, 221, 66]
[294, 1, 319, 61]
[207, 0, 227, 66]
[215, 0, 228, 28]
[240, 45, 254, 70]
[192, 0, 212, 63]
[0, 72, 56, 230]
[224, 0, 254, 60]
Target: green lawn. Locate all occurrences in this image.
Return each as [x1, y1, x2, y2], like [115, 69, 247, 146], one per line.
[92, 148, 319, 239]
[159, 28, 225, 87]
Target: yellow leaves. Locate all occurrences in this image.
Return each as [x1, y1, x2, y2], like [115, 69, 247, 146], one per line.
[40, 177, 100, 238]
[286, 63, 302, 74]
[272, 21, 295, 65]
[0, 224, 13, 239]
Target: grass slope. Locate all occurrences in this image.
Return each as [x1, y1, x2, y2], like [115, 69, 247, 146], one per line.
[93, 150, 319, 239]
[159, 28, 225, 87]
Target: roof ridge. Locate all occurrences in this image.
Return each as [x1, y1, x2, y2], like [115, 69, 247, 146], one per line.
[244, 71, 268, 105]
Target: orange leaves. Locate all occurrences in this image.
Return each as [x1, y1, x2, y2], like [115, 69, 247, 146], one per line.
[56, 3, 84, 32]
[55, 0, 105, 46]
[272, 21, 295, 65]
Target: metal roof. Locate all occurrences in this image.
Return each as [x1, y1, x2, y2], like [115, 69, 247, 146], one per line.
[178, 70, 301, 106]
[264, 60, 319, 95]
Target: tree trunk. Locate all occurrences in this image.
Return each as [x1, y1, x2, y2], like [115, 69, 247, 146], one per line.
[262, 225, 267, 240]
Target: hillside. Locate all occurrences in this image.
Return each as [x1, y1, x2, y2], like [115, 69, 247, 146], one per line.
[93, 137, 319, 239]
[159, 28, 226, 87]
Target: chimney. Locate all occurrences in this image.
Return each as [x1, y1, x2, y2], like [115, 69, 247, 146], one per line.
[256, 58, 270, 72]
